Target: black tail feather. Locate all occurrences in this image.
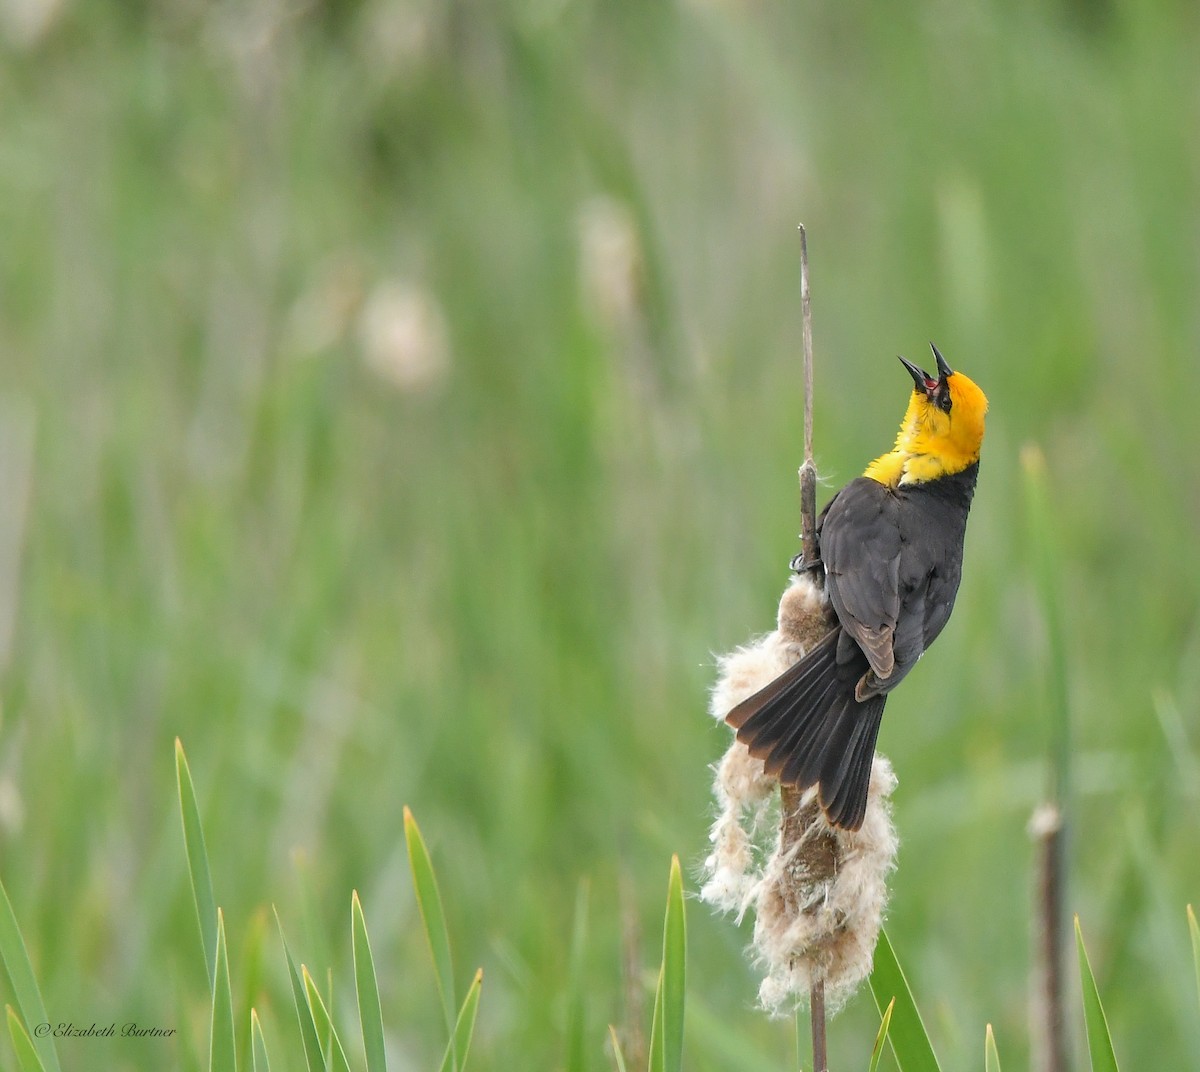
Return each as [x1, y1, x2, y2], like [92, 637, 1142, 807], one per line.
[742, 669, 836, 779]
[822, 697, 884, 829]
[775, 673, 844, 783]
[725, 654, 810, 730]
[775, 677, 842, 784]
[723, 628, 886, 831]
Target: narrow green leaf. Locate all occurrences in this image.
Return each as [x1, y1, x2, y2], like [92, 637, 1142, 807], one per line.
[250, 1010, 271, 1072]
[176, 739, 218, 994]
[565, 880, 590, 1072]
[661, 857, 686, 1072]
[275, 910, 328, 1072]
[985, 1024, 1001, 1072]
[608, 1026, 629, 1072]
[436, 969, 483, 1072]
[403, 807, 457, 1057]
[0, 880, 60, 1072]
[647, 965, 665, 1072]
[1188, 905, 1200, 1017]
[302, 966, 352, 1072]
[1075, 917, 1120, 1072]
[6, 1007, 47, 1072]
[868, 997, 895, 1072]
[352, 891, 387, 1072]
[868, 928, 943, 1072]
[209, 910, 237, 1072]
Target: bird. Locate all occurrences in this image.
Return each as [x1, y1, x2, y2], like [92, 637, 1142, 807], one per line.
[726, 343, 988, 830]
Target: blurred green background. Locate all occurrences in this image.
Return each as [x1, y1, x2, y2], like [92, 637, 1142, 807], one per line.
[2, 0, 1199, 1069]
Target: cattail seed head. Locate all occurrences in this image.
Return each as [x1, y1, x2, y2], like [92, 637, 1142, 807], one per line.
[702, 572, 900, 1015]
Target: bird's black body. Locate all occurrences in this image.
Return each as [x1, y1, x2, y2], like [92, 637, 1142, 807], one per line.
[727, 462, 980, 830]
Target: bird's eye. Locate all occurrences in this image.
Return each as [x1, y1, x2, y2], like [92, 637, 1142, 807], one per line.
[938, 391, 952, 413]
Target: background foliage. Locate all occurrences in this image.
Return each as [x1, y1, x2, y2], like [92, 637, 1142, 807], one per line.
[1, 0, 1199, 1068]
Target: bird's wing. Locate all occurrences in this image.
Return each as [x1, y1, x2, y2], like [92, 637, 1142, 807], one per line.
[819, 478, 903, 679]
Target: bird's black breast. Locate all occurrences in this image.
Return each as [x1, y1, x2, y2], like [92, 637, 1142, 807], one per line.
[818, 463, 979, 692]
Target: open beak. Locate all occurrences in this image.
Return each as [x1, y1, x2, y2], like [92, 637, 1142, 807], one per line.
[899, 343, 955, 400]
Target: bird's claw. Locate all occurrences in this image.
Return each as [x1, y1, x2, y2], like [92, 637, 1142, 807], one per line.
[790, 551, 822, 575]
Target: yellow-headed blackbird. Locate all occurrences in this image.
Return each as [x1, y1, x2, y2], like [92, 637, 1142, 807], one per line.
[726, 344, 988, 830]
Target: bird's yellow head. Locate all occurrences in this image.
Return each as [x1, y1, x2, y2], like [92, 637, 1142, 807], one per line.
[864, 344, 988, 487]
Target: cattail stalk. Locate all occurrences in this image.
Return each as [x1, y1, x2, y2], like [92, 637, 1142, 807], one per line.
[702, 228, 897, 1058]
[798, 224, 819, 572]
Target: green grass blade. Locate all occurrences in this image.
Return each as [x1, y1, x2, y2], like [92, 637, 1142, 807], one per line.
[985, 1024, 1001, 1072]
[608, 1026, 629, 1072]
[660, 857, 686, 1072]
[1188, 905, 1200, 1016]
[647, 965, 665, 1072]
[210, 909, 237, 1072]
[176, 739, 218, 994]
[250, 1010, 271, 1072]
[868, 997, 895, 1072]
[6, 1007, 47, 1072]
[404, 807, 457, 1056]
[302, 966, 352, 1072]
[437, 969, 483, 1072]
[0, 880, 60, 1072]
[275, 910, 328, 1072]
[1075, 917, 1120, 1072]
[868, 928, 943, 1072]
[351, 891, 387, 1072]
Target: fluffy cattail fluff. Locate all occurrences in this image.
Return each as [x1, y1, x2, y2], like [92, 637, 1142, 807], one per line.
[701, 572, 899, 1015]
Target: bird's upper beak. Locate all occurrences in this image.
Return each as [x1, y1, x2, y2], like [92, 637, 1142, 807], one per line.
[929, 342, 954, 379]
[899, 343, 954, 399]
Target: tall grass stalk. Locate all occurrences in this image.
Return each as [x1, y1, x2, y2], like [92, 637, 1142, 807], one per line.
[1021, 445, 1070, 1072]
